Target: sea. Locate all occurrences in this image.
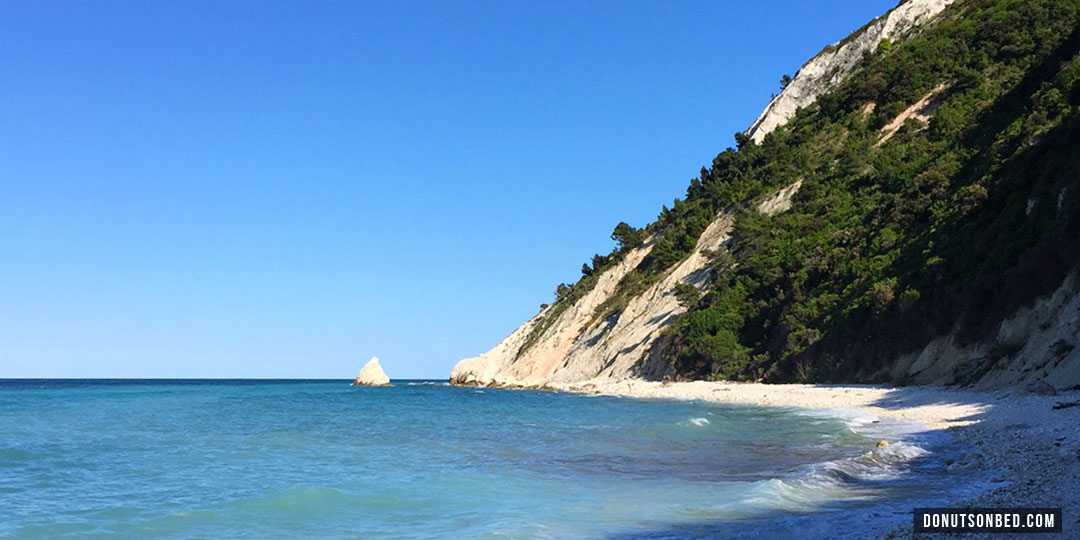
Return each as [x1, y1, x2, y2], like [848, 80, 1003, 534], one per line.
[0, 380, 990, 539]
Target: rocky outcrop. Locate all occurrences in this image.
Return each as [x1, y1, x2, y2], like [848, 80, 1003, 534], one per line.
[757, 178, 803, 216]
[351, 357, 391, 386]
[746, 0, 954, 144]
[876, 82, 948, 146]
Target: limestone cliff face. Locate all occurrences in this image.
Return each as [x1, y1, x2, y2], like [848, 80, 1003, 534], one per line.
[746, 0, 954, 144]
[449, 2, 962, 388]
[450, 236, 658, 386]
[450, 184, 793, 387]
[524, 214, 734, 385]
[891, 273, 1080, 390]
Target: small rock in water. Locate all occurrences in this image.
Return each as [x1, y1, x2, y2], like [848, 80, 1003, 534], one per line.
[876, 440, 889, 447]
[351, 356, 392, 387]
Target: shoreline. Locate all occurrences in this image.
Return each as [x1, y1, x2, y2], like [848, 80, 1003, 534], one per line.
[536, 379, 1080, 538]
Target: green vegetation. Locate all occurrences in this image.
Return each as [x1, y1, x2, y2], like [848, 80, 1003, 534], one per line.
[523, 0, 1080, 383]
[1054, 340, 1075, 358]
[660, 0, 1080, 382]
[673, 282, 701, 308]
[611, 222, 642, 253]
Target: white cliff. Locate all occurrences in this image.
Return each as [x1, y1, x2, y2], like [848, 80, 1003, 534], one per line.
[538, 214, 735, 385]
[451, 181, 801, 387]
[450, 0, 972, 389]
[746, 0, 954, 144]
[451, 236, 656, 386]
[890, 272, 1080, 391]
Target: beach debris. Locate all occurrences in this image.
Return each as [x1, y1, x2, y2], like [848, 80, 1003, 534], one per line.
[876, 440, 889, 447]
[351, 357, 392, 387]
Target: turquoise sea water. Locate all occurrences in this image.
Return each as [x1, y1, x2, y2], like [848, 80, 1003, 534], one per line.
[0, 380, 986, 539]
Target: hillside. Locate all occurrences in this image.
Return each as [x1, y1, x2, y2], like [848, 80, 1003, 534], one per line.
[452, 0, 1080, 390]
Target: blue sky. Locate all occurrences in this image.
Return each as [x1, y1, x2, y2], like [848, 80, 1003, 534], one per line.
[0, 0, 897, 378]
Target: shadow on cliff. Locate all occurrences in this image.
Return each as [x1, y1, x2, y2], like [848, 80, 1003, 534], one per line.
[766, 18, 1080, 385]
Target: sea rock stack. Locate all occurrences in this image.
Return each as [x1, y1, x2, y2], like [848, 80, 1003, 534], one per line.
[351, 357, 391, 387]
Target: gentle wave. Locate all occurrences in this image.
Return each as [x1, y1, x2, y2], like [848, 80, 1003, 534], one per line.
[0, 447, 32, 462]
[744, 442, 929, 512]
[791, 407, 881, 430]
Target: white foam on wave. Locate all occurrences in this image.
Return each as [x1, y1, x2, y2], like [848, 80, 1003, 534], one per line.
[789, 407, 936, 447]
[705, 404, 953, 526]
[688, 417, 710, 427]
[405, 381, 450, 387]
[791, 407, 880, 429]
[739, 441, 930, 513]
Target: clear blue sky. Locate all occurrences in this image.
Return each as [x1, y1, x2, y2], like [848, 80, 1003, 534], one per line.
[1, 0, 897, 378]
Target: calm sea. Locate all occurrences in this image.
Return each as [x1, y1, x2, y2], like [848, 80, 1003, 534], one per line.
[0, 380, 986, 539]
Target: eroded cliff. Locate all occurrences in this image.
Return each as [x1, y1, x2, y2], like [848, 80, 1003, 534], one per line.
[452, 0, 1080, 391]
[746, 0, 954, 143]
